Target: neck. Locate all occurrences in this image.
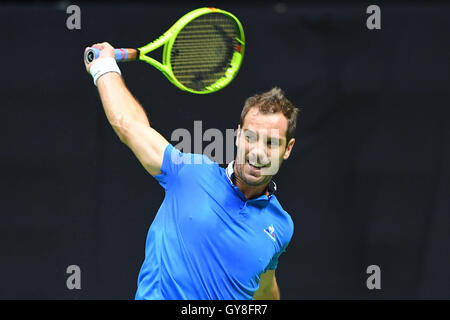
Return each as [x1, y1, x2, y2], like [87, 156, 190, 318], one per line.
[233, 162, 270, 200]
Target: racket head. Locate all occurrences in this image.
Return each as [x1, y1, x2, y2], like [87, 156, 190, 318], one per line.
[155, 7, 245, 94]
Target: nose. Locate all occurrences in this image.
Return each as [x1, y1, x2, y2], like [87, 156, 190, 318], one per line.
[249, 140, 269, 165]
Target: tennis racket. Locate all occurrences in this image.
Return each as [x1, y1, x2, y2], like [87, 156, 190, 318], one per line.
[84, 7, 245, 94]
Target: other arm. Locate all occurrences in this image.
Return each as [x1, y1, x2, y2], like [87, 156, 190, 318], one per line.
[253, 270, 280, 300]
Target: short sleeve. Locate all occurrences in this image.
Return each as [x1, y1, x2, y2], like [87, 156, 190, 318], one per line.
[153, 144, 213, 189]
[153, 144, 188, 189]
[264, 224, 293, 272]
[264, 247, 285, 272]
[264, 213, 294, 272]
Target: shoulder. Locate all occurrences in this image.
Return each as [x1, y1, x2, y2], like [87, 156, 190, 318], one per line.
[173, 148, 222, 178]
[157, 144, 223, 189]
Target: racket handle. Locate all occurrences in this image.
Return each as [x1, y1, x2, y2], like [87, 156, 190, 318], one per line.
[85, 47, 139, 63]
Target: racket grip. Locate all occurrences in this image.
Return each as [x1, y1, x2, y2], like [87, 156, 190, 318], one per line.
[85, 47, 139, 63]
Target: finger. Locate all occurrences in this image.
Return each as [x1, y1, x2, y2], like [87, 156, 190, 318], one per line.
[92, 43, 104, 50]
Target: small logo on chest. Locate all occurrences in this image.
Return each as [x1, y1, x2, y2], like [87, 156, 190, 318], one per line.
[264, 224, 276, 242]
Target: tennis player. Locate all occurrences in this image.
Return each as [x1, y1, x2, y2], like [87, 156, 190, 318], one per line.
[85, 42, 299, 300]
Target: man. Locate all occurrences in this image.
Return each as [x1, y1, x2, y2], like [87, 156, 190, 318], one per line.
[84, 42, 299, 300]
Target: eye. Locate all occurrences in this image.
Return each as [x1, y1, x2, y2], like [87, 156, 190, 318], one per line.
[245, 131, 257, 143]
[267, 139, 279, 148]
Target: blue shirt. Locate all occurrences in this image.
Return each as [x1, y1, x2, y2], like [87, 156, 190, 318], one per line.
[135, 144, 294, 300]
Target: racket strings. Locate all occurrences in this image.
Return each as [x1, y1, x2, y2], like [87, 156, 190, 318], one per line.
[171, 13, 239, 90]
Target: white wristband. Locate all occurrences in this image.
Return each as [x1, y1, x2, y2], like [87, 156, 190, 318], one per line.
[89, 57, 122, 86]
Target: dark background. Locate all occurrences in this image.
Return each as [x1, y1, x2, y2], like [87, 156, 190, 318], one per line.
[1, 0, 449, 299]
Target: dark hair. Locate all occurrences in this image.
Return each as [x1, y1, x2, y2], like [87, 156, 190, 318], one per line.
[240, 87, 300, 142]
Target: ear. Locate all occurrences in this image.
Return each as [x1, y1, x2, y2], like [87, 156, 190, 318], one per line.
[235, 124, 241, 148]
[283, 138, 295, 160]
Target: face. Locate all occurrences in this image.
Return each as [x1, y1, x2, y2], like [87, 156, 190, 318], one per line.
[235, 107, 295, 186]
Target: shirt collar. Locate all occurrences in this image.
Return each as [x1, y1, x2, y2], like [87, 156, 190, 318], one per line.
[225, 160, 277, 198]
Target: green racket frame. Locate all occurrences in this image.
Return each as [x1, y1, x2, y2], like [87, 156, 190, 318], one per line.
[86, 7, 245, 94]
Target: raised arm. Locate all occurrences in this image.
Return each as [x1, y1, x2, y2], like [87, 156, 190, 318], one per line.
[84, 42, 169, 176]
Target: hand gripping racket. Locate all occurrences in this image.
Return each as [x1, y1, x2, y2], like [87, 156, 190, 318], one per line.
[84, 7, 245, 94]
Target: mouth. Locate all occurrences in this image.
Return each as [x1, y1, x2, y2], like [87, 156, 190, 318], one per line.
[247, 159, 269, 170]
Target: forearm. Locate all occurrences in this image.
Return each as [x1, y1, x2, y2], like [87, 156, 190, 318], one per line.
[253, 282, 280, 300]
[272, 282, 280, 300]
[97, 72, 150, 128]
